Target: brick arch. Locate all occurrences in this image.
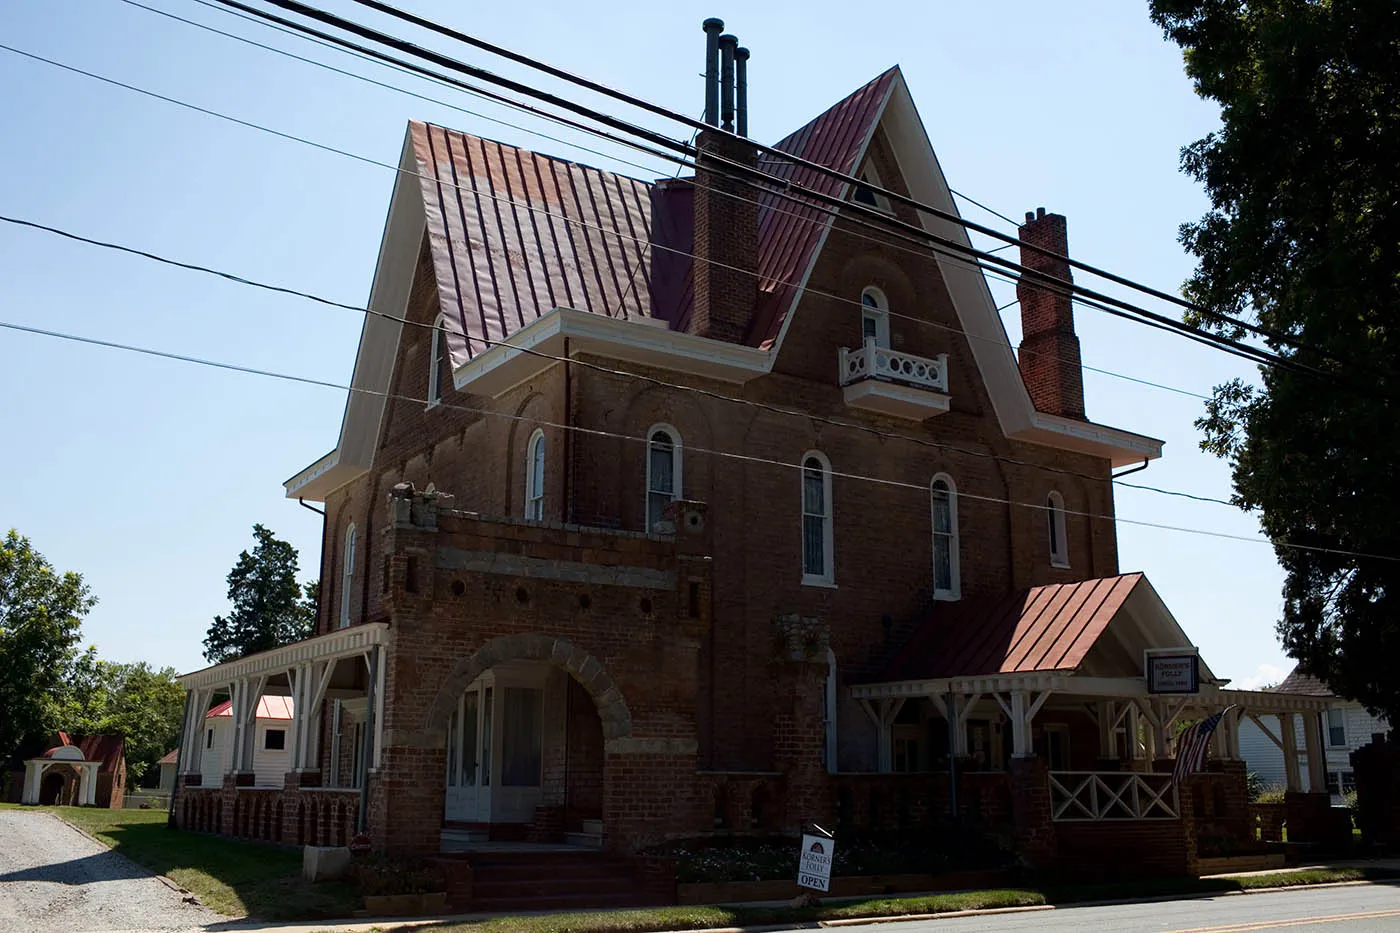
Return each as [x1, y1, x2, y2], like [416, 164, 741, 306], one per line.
[424, 634, 632, 742]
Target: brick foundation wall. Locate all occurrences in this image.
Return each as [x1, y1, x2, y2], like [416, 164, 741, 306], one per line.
[1054, 819, 1194, 878]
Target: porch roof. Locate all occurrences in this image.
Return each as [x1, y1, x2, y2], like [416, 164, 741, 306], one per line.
[178, 622, 389, 690]
[875, 573, 1211, 681]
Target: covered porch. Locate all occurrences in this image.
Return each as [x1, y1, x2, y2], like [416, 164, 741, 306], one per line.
[171, 623, 387, 846]
[848, 573, 1341, 874]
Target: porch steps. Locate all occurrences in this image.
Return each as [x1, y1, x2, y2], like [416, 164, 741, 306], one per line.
[442, 851, 672, 911]
[565, 819, 605, 849]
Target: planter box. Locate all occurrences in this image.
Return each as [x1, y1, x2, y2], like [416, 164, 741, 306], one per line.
[362, 892, 449, 916]
[678, 870, 1009, 905]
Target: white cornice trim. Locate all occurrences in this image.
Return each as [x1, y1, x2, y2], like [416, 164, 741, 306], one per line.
[453, 306, 772, 397]
[179, 623, 389, 690]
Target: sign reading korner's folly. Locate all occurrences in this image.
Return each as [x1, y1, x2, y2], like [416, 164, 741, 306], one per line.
[1146, 649, 1200, 694]
[798, 832, 835, 892]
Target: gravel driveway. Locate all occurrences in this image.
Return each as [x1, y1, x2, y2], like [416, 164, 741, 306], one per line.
[0, 809, 220, 932]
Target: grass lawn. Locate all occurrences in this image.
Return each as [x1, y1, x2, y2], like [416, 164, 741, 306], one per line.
[6, 804, 358, 921]
[376, 866, 1400, 933]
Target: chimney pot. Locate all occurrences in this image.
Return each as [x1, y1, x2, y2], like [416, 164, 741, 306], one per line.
[1025, 211, 1035, 224]
[702, 19, 724, 127]
[735, 46, 750, 138]
[719, 34, 738, 132]
[1037, 206, 1046, 219]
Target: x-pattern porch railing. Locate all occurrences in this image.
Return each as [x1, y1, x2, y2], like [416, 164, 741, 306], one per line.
[1049, 771, 1178, 821]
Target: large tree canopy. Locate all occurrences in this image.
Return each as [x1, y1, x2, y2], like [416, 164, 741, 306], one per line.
[203, 524, 317, 664]
[55, 659, 185, 787]
[0, 530, 94, 765]
[1151, 1, 1400, 721]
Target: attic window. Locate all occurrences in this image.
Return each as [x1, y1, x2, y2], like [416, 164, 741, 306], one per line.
[851, 166, 892, 212]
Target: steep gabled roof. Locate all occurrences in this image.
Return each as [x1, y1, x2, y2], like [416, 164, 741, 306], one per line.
[412, 122, 654, 363]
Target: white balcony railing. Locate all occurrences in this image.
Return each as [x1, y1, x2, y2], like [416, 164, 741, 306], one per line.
[839, 341, 948, 393]
[1049, 771, 1178, 821]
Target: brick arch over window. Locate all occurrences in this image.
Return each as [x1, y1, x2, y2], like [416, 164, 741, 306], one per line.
[424, 634, 633, 742]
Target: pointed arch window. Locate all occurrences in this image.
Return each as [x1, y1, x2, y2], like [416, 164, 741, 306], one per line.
[860, 287, 891, 349]
[801, 451, 834, 585]
[427, 314, 451, 407]
[645, 425, 682, 531]
[339, 523, 357, 628]
[930, 475, 960, 600]
[525, 429, 545, 521]
[1048, 491, 1069, 568]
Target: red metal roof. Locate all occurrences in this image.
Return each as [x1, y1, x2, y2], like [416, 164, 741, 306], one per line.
[880, 574, 1144, 681]
[158, 748, 180, 766]
[413, 122, 654, 363]
[205, 695, 295, 720]
[75, 735, 126, 773]
[413, 68, 898, 362]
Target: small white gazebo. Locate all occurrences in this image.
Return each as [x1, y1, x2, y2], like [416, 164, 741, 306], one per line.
[21, 744, 101, 806]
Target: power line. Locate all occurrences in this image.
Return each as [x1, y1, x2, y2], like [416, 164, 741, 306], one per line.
[0, 210, 1226, 507]
[1, 316, 1386, 563]
[949, 189, 1022, 229]
[326, 0, 1335, 361]
[207, 0, 1344, 382]
[0, 39, 1210, 405]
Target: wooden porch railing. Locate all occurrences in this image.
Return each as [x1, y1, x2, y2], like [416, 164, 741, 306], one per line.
[1050, 771, 1178, 821]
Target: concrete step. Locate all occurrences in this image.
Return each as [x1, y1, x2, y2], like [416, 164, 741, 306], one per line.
[565, 831, 604, 849]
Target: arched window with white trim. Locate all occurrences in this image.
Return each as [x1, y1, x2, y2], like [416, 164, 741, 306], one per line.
[1047, 491, 1069, 568]
[801, 451, 834, 585]
[930, 474, 960, 600]
[339, 523, 357, 628]
[860, 286, 890, 349]
[427, 314, 450, 407]
[645, 425, 682, 531]
[525, 429, 545, 521]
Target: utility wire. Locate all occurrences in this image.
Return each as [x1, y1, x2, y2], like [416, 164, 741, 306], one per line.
[209, 0, 1344, 382]
[0, 210, 1226, 507]
[327, 0, 1333, 360]
[1, 316, 1386, 562]
[0, 39, 1209, 405]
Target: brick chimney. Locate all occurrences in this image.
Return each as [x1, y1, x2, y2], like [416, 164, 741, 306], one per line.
[690, 19, 758, 344]
[1016, 208, 1085, 420]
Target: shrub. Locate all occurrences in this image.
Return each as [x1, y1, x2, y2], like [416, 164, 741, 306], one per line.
[1255, 784, 1287, 805]
[345, 854, 445, 895]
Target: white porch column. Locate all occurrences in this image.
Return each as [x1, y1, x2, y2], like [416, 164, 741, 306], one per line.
[1280, 711, 1303, 792]
[860, 697, 905, 772]
[228, 679, 246, 774]
[22, 763, 42, 804]
[78, 764, 97, 806]
[287, 664, 308, 772]
[1010, 691, 1030, 758]
[1303, 710, 1327, 793]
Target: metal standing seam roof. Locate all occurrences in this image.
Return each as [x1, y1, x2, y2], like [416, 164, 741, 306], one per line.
[205, 695, 295, 721]
[879, 573, 1145, 681]
[410, 68, 899, 366]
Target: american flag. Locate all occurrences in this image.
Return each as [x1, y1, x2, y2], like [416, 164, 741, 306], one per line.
[1172, 706, 1234, 787]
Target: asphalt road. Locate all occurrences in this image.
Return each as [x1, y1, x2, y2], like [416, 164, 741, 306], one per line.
[0, 809, 219, 932]
[866, 882, 1400, 933]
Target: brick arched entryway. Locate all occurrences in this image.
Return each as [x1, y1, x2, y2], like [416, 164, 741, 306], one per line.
[424, 633, 631, 741]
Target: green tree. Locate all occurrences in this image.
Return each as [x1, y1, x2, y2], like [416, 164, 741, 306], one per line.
[203, 524, 315, 664]
[101, 662, 185, 787]
[0, 530, 95, 764]
[1151, 1, 1400, 722]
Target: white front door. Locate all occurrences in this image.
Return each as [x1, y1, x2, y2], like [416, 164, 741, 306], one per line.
[444, 665, 547, 825]
[444, 687, 490, 822]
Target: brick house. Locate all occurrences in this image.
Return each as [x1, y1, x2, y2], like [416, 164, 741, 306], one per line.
[173, 22, 1339, 887]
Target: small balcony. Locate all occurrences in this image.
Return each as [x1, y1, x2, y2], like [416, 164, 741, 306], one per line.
[838, 341, 950, 420]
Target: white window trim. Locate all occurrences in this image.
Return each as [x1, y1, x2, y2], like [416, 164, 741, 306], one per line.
[645, 423, 683, 532]
[339, 523, 357, 628]
[930, 473, 961, 601]
[1326, 708, 1347, 748]
[525, 428, 545, 521]
[801, 450, 835, 586]
[427, 314, 448, 409]
[1048, 490, 1070, 569]
[860, 286, 891, 350]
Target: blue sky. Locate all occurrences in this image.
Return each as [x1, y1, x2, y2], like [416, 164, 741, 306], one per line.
[0, 0, 1289, 689]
